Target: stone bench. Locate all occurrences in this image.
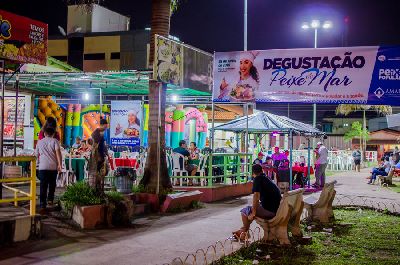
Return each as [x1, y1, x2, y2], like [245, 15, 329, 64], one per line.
[304, 180, 337, 224]
[255, 189, 304, 245]
[378, 168, 394, 186]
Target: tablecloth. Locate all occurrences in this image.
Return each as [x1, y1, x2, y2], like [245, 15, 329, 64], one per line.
[114, 158, 137, 168]
[65, 157, 86, 181]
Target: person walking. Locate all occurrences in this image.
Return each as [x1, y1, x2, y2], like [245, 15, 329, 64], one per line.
[314, 141, 328, 188]
[352, 148, 362, 172]
[35, 127, 62, 215]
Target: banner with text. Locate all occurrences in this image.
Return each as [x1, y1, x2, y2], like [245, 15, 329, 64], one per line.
[0, 9, 48, 65]
[213, 46, 400, 105]
[110, 101, 142, 146]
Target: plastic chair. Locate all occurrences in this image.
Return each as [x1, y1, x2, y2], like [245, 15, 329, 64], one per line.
[171, 152, 189, 186]
[197, 154, 209, 186]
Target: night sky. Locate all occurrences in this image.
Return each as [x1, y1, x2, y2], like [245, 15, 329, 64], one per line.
[2, 0, 400, 124]
[2, 0, 400, 52]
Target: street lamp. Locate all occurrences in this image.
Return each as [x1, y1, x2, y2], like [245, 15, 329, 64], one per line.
[83, 82, 104, 116]
[302, 19, 333, 145]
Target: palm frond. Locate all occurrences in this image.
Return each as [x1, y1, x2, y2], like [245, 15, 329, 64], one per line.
[336, 104, 392, 116]
[171, 0, 180, 13]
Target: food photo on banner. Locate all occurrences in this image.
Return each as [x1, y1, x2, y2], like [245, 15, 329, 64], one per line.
[0, 9, 48, 65]
[213, 46, 400, 105]
[110, 101, 142, 146]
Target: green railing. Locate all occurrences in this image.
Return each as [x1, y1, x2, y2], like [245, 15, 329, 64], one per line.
[170, 153, 253, 187]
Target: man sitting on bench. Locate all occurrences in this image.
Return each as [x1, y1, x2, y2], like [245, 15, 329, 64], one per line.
[232, 164, 282, 240]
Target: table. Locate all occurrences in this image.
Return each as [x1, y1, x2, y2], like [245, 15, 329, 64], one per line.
[65, 157, 86, 181]
[292, 165, 314, 176]
[114, 158, 137, 168]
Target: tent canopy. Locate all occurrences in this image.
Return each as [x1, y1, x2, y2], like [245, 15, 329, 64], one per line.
[4, 70, 211, 97]
[213, 111, 324, 136]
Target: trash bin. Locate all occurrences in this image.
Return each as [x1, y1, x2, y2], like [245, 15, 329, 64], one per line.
[114, 167, 136, 193]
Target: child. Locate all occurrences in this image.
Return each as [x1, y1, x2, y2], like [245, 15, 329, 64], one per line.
[35, 127, 62, 214]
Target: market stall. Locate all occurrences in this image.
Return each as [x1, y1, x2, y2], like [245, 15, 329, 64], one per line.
[213, 111, 325, 190]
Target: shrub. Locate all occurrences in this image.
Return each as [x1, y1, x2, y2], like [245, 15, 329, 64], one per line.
[60, 181, 104, 211]
[106, 191, 124, 204]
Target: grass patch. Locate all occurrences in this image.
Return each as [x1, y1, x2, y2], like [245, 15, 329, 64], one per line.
[389, 183, 400, 193]
[213, 209, 400, 265]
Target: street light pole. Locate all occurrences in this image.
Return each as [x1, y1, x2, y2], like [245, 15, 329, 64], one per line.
[313, 28, 317, 147]
[244, 0, 247, 51]
[302, 20, 332, 146]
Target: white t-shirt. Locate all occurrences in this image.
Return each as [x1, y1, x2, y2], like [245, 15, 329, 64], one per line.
[316, 145, 328, 165]
[35, 136, 60, 170]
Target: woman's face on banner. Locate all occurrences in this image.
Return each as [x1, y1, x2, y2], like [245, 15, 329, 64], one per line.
[128, 113, 137, 124]
[240, 59, 252, 77]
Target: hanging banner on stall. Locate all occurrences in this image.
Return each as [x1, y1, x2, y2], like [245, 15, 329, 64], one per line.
[0, 9, 48, 65]
[153, 35, 213, 92]
[110, 101, 142, 146]
[3, 98, 25, 140]
[213, 46, 400, 105]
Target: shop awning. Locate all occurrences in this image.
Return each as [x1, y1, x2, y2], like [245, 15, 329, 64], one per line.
[213, 111, 324, 136]
[4, 70, 211, 97]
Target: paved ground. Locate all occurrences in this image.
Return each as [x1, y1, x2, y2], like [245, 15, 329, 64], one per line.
[0, 169, 399, 265]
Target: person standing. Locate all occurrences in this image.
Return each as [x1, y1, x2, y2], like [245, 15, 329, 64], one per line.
[35, 127, 62, 215]
[314, 141, 328, 188]
[352, 148, 362, 172]
[88, 119, 109, 194]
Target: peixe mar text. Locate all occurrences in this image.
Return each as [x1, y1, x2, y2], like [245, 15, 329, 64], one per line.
[263, 52, 366, 92]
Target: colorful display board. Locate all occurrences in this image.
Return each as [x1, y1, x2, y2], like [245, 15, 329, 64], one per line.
[33, 98, 207, 149]
[3, 98, 24, 140]
[153, 35, 213, 93]
[213, 46, 400, 105]
[165, 105, 208, 149]
[34, 97, 110, 146]
[110, 101, 142, 146]
[0, 9, 48, 65]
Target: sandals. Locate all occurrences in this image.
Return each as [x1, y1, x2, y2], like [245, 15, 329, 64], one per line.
[232, 230, 251, 241]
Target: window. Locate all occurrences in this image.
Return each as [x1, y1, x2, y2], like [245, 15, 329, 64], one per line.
[84, 53, 105, 60]
[110, 52, 120, 60]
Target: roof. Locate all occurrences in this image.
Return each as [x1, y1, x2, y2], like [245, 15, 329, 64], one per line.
[213, 111, 324, 136]
[4, 70, 211, 97]
[205, 110, 239, 121]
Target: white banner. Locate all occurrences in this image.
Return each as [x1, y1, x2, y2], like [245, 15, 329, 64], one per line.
[213, 46, 387, 104]
[110, 101, 142, 146]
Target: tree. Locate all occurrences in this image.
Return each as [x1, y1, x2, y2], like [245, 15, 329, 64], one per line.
[65, 0, 181, 193]
[343, 121, 369, 149]
[336, 104, 392, 161]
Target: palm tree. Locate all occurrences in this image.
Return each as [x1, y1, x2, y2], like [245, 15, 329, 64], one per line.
[336, 104, 392, 161]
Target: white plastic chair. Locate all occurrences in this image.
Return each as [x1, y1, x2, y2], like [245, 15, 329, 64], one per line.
[171, 152, 188, 186]
[67, 156, 76, 185]
[197, 154, 209, 186]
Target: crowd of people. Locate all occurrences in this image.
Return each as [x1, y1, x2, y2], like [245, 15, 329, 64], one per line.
[367, 147, 400, 184]
[252, 143, 328, 189]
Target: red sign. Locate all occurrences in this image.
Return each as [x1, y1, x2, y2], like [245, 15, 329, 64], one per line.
[0, 9, 48, 65]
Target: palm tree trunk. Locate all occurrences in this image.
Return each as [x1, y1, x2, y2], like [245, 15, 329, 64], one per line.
[139, 0, 172, 192]
[149, 0, 171, 67]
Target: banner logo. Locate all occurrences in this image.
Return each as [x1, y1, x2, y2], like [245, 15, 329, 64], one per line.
[0, 16, 11, 39]
[374, 87, 385, 99]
